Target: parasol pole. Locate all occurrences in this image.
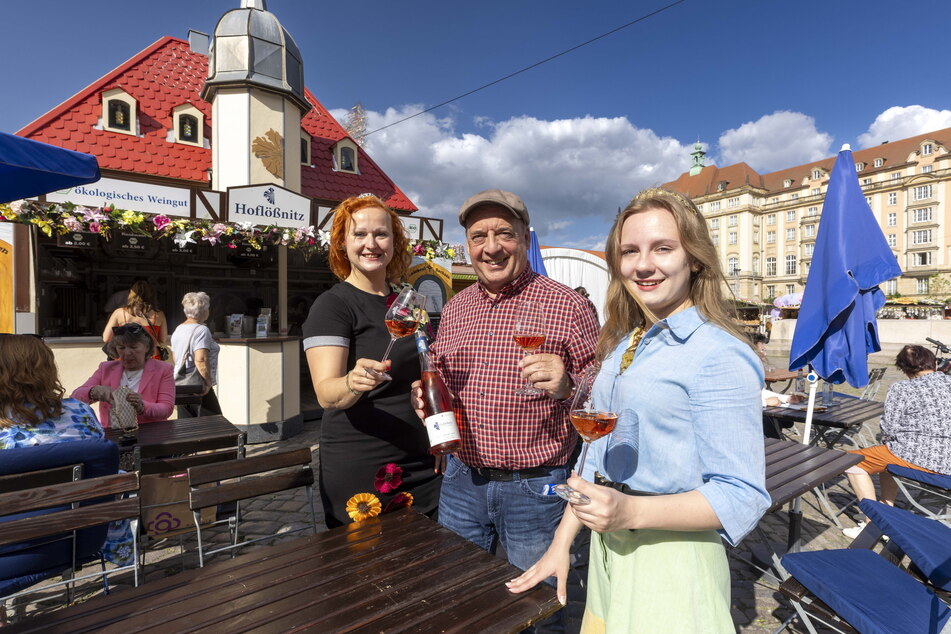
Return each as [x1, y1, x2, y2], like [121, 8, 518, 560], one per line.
[800, 369, 819, 445]
[788, 368, 819, 553]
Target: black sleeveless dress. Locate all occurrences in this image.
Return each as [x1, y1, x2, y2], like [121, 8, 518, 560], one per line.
[302, 282, 440, 527]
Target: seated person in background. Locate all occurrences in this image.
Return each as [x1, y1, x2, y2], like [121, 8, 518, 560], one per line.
[0, 334, 134, 565]
[73, 324, 175, 428]
[843, 344, 951, 538]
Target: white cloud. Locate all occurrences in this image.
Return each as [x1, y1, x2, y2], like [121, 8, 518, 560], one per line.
[716, 111, 833, 173]
[857, 105, 951, 148]
[332, 106, 690, 247]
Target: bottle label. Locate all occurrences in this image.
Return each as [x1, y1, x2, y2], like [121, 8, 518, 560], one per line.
[424, 411, 460, 446]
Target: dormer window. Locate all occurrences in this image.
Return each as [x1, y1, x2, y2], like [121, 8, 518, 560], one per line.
[855, 162, 864, 171]
[717, 180, 727, 192]
[300, 131, 311, 165]
[874, 158, 884, 168]
[922, 143, 933, 155]
[783, 178, 793, 188]
[811, 169, 821, 180]
[101, 88, 138, 136]
[171, 103, 205, 147]
[333, 138, 359, 174]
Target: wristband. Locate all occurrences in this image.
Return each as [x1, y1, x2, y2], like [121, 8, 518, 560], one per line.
[345, 372, 360, 396]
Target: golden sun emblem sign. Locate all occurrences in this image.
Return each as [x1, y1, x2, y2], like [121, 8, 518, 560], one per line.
[252, 129, 284, 179]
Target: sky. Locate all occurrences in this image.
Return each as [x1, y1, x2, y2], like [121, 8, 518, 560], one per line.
[5, 0, 951, 247]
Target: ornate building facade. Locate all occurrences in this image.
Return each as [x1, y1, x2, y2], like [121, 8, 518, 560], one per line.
[662, 128, 951, 301]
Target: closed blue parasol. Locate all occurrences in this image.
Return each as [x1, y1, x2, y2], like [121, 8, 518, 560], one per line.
[789, 145, 901, 388]
[528, 227, 548, 277]
[0, 132, 100, 204]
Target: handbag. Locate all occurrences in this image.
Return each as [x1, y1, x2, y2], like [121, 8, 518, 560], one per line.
[146, 313, 173, 363]
[175, 325, 206, 390]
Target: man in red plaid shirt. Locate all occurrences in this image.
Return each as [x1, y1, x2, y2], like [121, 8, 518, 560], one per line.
[426, 189, 599, 630]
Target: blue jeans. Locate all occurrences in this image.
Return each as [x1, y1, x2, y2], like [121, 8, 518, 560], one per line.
[439, 454, 567, 633]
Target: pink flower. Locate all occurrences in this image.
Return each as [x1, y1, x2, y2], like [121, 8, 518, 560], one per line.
[152, 215, 172, 231]
[63, 216, 83, 232]
[374, 463, 403, 493]
[228, 243, 237, 249]
[89, 221, 102, 234]
[413, 243, 426, 255]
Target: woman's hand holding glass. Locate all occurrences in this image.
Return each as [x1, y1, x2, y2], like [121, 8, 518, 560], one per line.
[554, 366, 617, 505]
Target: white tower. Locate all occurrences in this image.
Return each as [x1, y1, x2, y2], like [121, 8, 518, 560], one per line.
[201, 0, 309, 193]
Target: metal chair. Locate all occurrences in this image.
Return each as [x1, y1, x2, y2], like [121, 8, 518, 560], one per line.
[187, 447, 317, 567]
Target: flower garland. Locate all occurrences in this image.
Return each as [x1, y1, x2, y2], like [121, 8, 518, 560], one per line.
[345, 462, 415, 522]
[409, 239, 460, 262]
[0, 200, 330, 259]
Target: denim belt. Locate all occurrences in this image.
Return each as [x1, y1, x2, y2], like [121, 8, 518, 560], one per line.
[472, 466, 552, 482]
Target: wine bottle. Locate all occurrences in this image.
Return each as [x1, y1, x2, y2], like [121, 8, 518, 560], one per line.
[415, 331, 462, 455]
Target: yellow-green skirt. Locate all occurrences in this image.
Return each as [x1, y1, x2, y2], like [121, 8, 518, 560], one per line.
[581, 528, 733, 634]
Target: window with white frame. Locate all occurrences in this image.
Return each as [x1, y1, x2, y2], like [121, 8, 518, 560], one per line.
[791, 193, 799, 200]
[333, 138, 360, 173]
[887, 233, 897, 247]
[804, 224, 816, 238]
[711, 232, 718, 243]
[729, 232, 737, 245]
[696, 204, 703, 212]
[101, 88, 137, 135]
[913, 252, 933, 266]
[922, 143, 933, 155]
[855, 162, 864, 171]
[918, 278, 929, 294]
[770, 197, 779, 204]
[862, 178, 872, 185]
[786, 228, 796, 241]
[728, 215, 738, 226]
[786, 210, 796, 222]
[710, 218, 719, 230]
[766, 214, 776, 225]
[866, 196, 873, 208]
[786, 284, 796, 295]
[891, 172, 901, 181]
[804, 242, 814, 257]
[912, 229, 932, 244]
[913, 207, 933, 223]
[807, 206, 818, 216]
[785, 255, 797, 275]
[922, 165, 933, 173]
[784, 179, 793, 187]
[727, 197, 740, 208]
[888, 212, 897, 226]
[811, 188, 821, 196]
[710, 201, 721, 211]
[727, 257, 739, 276]
[888, 192, 897, 205]
[766, 257, 777, 276]
[803, 262, 810, 275]
[884, 279, 897, 295]
[767, 230, 776, 243]
[812, 169, 822, 180]
[874, 158, 883, 168]
[766, 284, 776, 298]
[913, 184, 932, 200]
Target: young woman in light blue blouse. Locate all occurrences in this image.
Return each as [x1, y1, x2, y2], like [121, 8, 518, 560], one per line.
[509, 188, 770, 632]
[0, 334, 135, 567]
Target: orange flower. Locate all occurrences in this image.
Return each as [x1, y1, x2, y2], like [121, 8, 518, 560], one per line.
[383, 491, 414, 513]
[346, 492, 382, 522]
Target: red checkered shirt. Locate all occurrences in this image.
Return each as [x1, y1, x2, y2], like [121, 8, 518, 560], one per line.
[431, 267, 599, 469]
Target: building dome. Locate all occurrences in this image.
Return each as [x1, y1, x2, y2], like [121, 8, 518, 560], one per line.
[201, 0, 309, 113]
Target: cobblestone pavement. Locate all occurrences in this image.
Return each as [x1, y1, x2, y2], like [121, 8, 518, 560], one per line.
[14, 357, 941, 632]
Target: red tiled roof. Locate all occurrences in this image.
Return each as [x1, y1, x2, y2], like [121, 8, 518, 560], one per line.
[663, 127, 951, 198]
[18, 36, 416, 212]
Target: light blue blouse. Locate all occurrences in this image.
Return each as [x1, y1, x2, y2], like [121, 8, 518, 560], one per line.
[579, 307, 770, 546]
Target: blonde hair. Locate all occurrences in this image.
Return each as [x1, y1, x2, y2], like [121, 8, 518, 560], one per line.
[0, 335, 65, 428]
[596, 188, 746, 362]
[327, 195, 411, 283]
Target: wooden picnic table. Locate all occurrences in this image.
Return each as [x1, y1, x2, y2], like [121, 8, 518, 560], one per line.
[5, 509, 561, 634]
[765, 438, 863, 513]
[763, 396, 883, 448]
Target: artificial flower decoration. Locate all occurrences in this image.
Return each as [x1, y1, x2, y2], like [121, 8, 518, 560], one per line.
[374, 463, 404, 494]
[383, 491, 414, 513]
[407, 239, 464, 263]
[346, 492, 382, 522]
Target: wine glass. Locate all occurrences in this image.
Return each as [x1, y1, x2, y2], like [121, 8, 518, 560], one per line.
[554, 365, 617, 505]
[513, 300, 546, 396]
[371, 286, 426, 381]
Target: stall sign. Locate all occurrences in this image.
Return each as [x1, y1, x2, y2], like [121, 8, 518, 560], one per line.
[227, 184, 310, 229]
[57, 231, 98, 249]
[170, 241, 198, 255]
[46, 177, 191, 218]
[401, 217, 421, 240]
[234, 244, 270, 259]
[408, 256, 453, 314]
[117, 233, 148, 252]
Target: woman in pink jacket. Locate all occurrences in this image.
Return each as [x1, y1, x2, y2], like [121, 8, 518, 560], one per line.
[73, 324, 175, 428]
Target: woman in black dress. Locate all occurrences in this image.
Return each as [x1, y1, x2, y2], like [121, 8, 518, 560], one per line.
[302, 194, 440, 527]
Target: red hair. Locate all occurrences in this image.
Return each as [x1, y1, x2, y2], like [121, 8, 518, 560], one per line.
[327, 195, 411, 283]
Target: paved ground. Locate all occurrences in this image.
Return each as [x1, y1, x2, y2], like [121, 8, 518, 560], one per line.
[12, 355, 944, 632]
